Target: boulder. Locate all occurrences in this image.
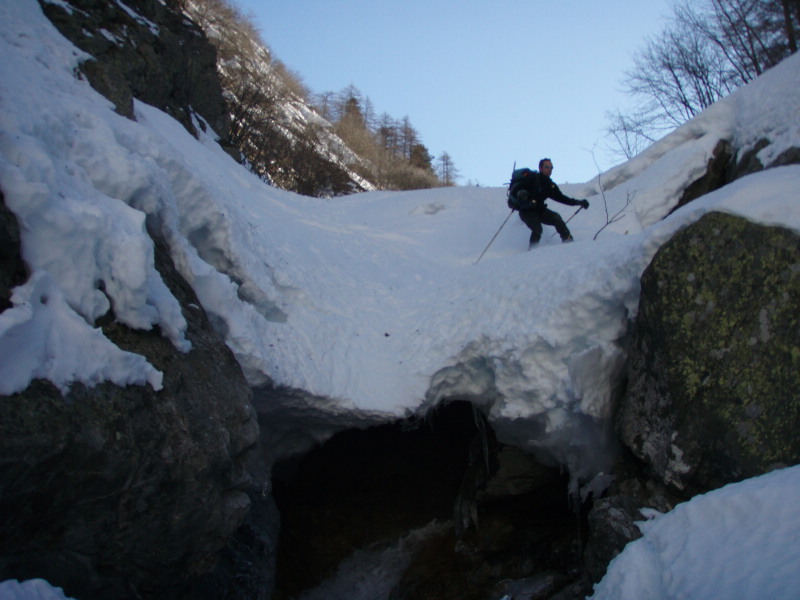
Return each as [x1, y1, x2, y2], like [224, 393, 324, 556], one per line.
[618, 211, 800, 493]
[582, 495, 644, 585]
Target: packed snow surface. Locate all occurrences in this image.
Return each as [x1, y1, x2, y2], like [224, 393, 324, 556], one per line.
[589, 465, 800, 600]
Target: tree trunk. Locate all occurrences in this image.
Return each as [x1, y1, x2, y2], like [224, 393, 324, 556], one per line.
[780, 0, 798, 53]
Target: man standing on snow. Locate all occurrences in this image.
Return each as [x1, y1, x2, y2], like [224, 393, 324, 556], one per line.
[509, 158, 589, 249]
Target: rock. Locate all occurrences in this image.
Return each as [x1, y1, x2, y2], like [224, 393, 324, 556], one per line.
[669, 139, 734, 215]
[186, 488, 281, 600]
[729, 138, 800, 181]
[41, 0, 229, 138]
[0, 193, 27, 311]
[490, 572, 566, 600]
[729, 139, 771, 180]
[480, 445, 561, 502]
[770, 145, 800, 169]
[0, 231, 263, 600]
[618, 211, 800, 493]
[582, 495, 644, 585]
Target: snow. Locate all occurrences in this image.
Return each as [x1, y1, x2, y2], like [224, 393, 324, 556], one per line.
[0, 271, 163, 393]
[589, 465, 800, 600]
[0, 579, 76, 600]
[1, 0, 799, 597]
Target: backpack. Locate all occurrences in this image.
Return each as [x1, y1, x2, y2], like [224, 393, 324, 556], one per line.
[506, 167, 539, 209]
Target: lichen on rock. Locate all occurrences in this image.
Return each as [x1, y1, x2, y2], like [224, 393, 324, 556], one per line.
[618, 211, 800, 494]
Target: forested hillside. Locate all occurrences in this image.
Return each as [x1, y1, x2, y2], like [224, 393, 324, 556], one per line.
[184, 0, 449, 196]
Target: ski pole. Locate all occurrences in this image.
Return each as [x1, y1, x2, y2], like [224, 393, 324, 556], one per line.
[475, 209, 514, 265]
[550, 206, 584, 238]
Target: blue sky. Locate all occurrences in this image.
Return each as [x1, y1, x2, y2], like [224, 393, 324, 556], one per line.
[233, 0, 673, 187]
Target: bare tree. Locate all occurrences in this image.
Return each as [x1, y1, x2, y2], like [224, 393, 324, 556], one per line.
[624, 17, 735, 128]
[436, 152, 459, 186]
[677, 0, 794, 81]
[223, 65, 285, 148]
[312, 91, 337, 121]
[605, 108, 659, 160]
[781, 0, 800, 51]
[607, 0, 798, 159]
[588, 150, 633, 240]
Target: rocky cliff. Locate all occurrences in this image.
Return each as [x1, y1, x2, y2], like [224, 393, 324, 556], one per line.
[40, 0, 229, 142]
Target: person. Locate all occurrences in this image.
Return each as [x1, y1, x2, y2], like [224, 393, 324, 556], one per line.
[509, 158, 589, 249]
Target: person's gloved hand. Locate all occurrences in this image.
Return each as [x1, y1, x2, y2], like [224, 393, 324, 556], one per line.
[579, 199, 590, 209]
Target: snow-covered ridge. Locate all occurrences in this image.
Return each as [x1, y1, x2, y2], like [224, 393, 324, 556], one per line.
[570, 51, 800, 228]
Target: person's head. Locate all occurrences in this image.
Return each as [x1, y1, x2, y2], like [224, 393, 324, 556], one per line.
[538, 158, 553, 175]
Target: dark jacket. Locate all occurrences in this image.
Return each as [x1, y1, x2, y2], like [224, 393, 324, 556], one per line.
[511, 171, 581, 212]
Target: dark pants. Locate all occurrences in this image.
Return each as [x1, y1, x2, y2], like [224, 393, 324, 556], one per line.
[518, 208, 571, 244]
